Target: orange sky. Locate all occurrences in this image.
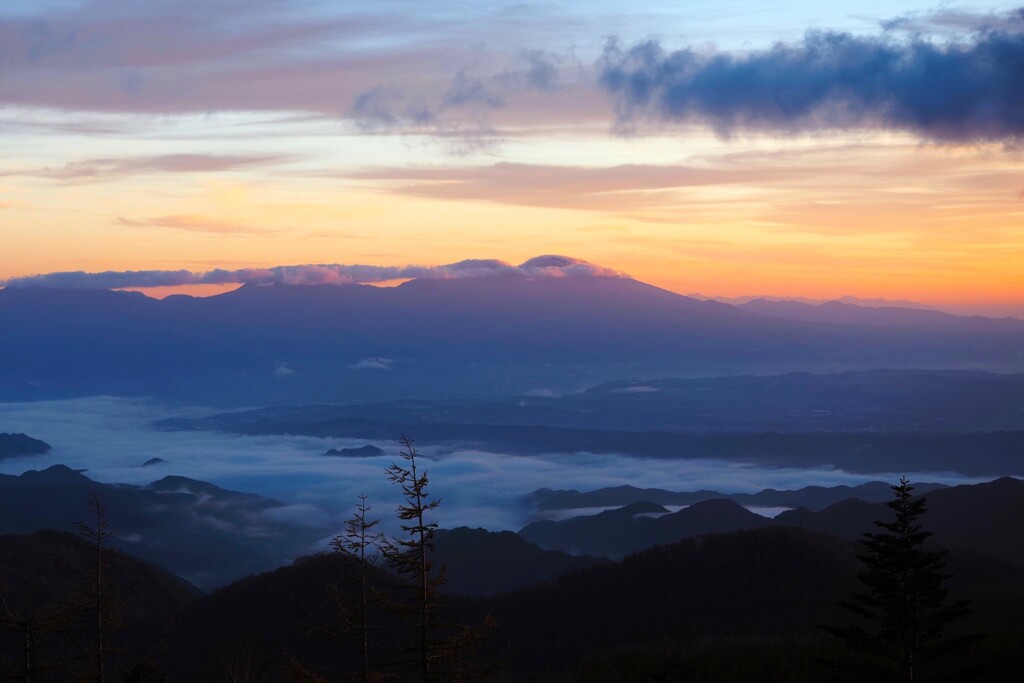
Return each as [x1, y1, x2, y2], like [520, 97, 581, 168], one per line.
[2, 2, 1023, 316]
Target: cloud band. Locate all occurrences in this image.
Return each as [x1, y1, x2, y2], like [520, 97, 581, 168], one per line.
[0, 255, 625, 290]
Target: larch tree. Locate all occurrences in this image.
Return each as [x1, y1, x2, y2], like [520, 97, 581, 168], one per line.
[379, 436, 444, 682]
[70, 491, 124, 683]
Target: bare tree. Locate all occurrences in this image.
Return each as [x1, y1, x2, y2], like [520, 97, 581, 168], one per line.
[69, 491, 124, 683]
[378, 437, 444, 682]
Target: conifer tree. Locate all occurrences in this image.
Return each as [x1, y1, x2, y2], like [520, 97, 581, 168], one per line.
[824, 477, 978, 682]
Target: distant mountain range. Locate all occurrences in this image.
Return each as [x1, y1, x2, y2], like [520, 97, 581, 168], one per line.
[520, 499, 774, 559]
[523, 480, 950, 513]
[692, 293, 940, 309]
[4, 269, 1024, 404]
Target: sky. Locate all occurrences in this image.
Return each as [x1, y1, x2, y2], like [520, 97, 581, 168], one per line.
[2, 1, 1024, 315]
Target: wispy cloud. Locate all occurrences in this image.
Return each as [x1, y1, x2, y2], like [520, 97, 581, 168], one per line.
[350, 162, 800, 212]
[13, 153, 294, 182]
[114, 215, 279, 236]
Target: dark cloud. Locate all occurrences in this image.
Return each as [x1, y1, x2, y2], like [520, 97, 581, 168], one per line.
[599, 26, 1024, 142]
[520, 50, 562, 90]
[350, 87, 436, 132]
[0, 255, 626, 290]
[442, 71, 506, 108]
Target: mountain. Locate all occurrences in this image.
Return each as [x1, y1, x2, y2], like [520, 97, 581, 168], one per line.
[778, 477, 1024, 567]
[4, 270, 1024, 404]
[519, 498, 772, 558]
[738, 298, 1024, 332]
[0, 433, 51, 458]
[0, 465, 333, 589]
[525, 480, 950, 513]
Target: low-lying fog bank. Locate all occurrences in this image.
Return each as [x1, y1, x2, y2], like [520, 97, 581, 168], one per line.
[0, 397, 989, 534]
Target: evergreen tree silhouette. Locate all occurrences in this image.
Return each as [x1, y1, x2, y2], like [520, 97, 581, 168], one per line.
[824, 477, 978, 682]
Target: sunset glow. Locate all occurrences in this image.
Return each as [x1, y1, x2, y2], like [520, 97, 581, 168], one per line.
[2, 1, 1023, 315]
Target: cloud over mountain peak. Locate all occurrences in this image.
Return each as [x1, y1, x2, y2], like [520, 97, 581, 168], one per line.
[0, 255, 626, 291]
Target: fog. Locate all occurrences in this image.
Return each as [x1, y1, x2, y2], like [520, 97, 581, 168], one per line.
[0, 397, 987, 534]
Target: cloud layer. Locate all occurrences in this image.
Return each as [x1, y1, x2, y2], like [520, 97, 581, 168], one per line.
[600, 24, 1024, 141]
[0, 397, 988, 534]
[0, 255, 625, 290]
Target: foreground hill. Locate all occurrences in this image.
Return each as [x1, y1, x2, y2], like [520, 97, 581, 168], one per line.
[0, 529, 199, 617]
[4, 267, 1024, 404]
[157, 526, 1024, 681]
[432, 527, 608, 596]
[0, 530, 200, 681]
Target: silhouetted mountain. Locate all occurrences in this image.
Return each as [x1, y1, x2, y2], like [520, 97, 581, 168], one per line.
[525, 480, 950, 513]
[4, 271, 1024, 404]
[778, 476, 1024, 567]
[519, 498, 772, 558]
[0, 433, 51, 458]
[324, 444, 384, 457]
[431, 527, 608, 596]
[0, 465, 333, 589]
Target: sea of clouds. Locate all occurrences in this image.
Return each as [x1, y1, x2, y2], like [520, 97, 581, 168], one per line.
[0, 397, 987, 536]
